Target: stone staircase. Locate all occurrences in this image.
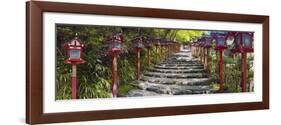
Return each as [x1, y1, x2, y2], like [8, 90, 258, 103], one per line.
[126, 48, 215, 97]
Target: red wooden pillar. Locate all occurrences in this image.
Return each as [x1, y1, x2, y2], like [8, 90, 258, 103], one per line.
[191, 46, 193, 56]
[71, 64, 77, 99]
[147, 47, 150, 66]
[155, 45, 158, 64]
[203, 47, 206, 64]
[241, 52, 247, 92]
[206, 48, 210, 73]
[164, 46, 167, 59]
[112, 55, 118, 97]
[196, 47, 199, 57]
[136, 48, 141, 80]
[204, 48, 209, 71]
[195, 47, 198, 57]
[219, 49, 224, 92]
[168, 45, 170, 57]
[160, 45, 163, 59]
[200, 47, 203, 63]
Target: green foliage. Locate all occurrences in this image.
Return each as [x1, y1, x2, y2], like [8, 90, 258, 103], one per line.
[78, 77, 111, 99]
[175, 30, 203, 43]
[118, 81, 137, 96]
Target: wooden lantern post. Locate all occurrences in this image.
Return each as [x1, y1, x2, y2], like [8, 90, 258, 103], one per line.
[112, 54, 118, 97]
[147, 47, 150, 66]
[144, 37, 153, 66]
[199, 40, 205, 64]
[133, 37, 144, 80]
[203, 33, 213, 73]
[160, 43, 164, 60]
[194, 42, 199, 58]
[64, 34, 85, 99]
[107, 33, 123, 97]
[155, 45, 158, 64]
[136, 48, 141, 80]
[212, 31, 228, 92]
[162, 40, 168, 59]
[231, 32, 254, 92]
[167, 42, 171, 57]
[154, 39, 161, 64]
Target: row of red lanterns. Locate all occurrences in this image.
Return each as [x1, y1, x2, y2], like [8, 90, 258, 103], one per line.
[191, 31, 254, 92]
[63, 33, 180, 98]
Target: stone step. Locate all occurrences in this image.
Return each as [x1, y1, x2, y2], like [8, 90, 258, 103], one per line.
[126, 89, 167, 97]
[168, 56, 190, 58]
[125, 48, 215, 97]
[141, 76, 211, 85]
[157, 63, 203, 67]
[172, 51, 190, 54]
[170, 54, 190, 57]
[143, 72, 209, 79]
[148, 68, 205, 73]
[154, 65, 204, 70]
[162, 60, 200, 64]
[136, 82, 214, 95]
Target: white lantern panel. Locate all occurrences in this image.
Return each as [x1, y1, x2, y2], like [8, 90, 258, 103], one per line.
[217, 37, 225, 46]
[69, 50, 81, 59]
[243, 33, 252, 48]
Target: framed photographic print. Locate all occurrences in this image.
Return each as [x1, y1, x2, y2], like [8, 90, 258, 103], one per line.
[26, 1, 269, 124]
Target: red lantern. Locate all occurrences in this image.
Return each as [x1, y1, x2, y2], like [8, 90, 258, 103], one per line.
[231, 32, 254, 53]
[203, 36, 213, 48]
[64, 34, 85, 64]
[211, 31, 229, 92]
[154, 38, 161, 64]
[144, 36, 153, 48]
[107, 33, 123, 55]
[106, 33, 124, 97]
[133, 36, 144, 80]
[231, 32, 254, 92]
[154, 38, 161, 46]
[212, 31, 228, 50]
[63, 34, 85, 99]
[133, 36, 144, 49]
[144, 36, 153, 66]
[202, 34, 213, 72]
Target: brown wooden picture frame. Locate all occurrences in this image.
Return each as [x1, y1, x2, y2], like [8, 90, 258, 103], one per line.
[26, 1, 269, 124]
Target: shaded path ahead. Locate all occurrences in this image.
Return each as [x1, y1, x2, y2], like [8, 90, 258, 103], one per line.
[126, 47, 216, 97]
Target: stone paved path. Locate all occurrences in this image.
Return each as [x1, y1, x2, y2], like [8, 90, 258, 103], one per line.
[126, 47, 215, 97]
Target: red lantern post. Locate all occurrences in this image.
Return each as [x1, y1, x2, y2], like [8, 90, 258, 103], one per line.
[231, 32, 254, 92]
[144, 37, 153, 66]
[154, 39, 161, 64]
[107, 33, 123, 97]
[133, 37, 144, 80]
[160, 44, 163, 60]
[162, 39, 167, 59]
[167, 42, 172, 57]
[191, 43, 195, 57]
[203, 35, 213, 73]
[212, 31, 228, 92]
[64, 34, 85, 99]
[199, 40, 205, 64]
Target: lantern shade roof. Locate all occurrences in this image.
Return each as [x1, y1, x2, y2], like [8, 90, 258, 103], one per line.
[64, 34, 85, 64]
[64, 34, 85, 49]
[211, 31, 228, 50]
[231, 32, 254, 53]
[153, 38, 162, 45]
[211, 31, 228, 38]
[105, 33, 124, 54]
[143, 36, 153, 47]
[133, 36, 145, 49]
